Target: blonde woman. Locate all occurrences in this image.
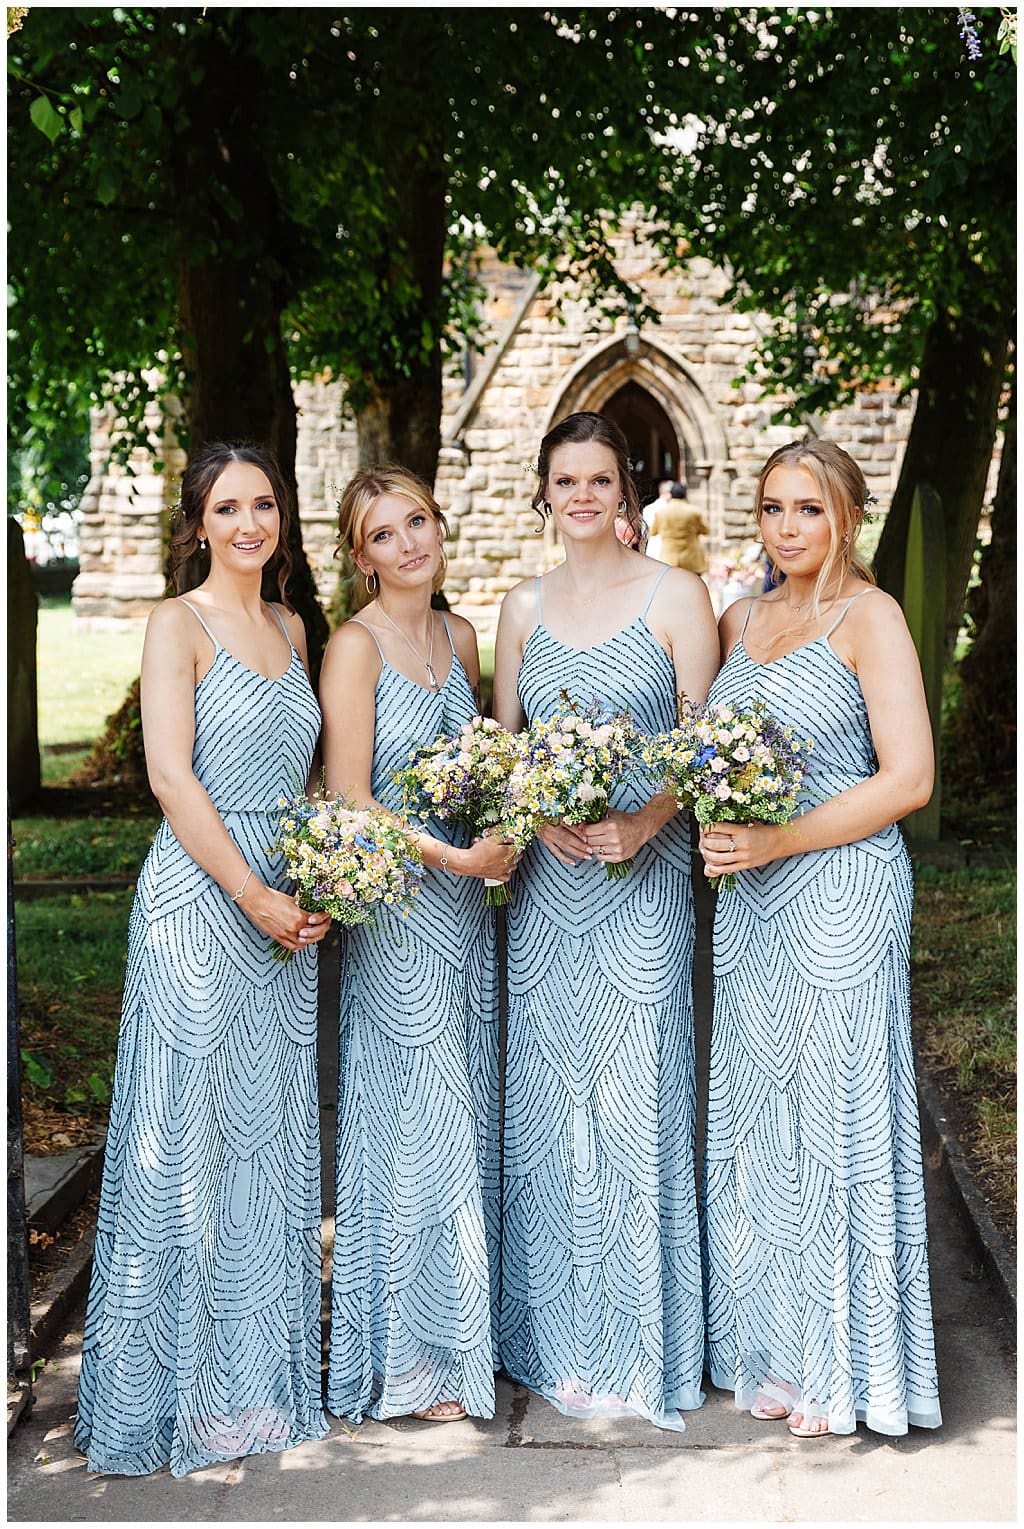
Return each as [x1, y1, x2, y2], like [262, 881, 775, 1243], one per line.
[699, 438, 941, 1440]
[319, 466, 515, 1426]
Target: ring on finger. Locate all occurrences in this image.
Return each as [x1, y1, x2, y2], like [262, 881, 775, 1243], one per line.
[728, 835, 736, 852]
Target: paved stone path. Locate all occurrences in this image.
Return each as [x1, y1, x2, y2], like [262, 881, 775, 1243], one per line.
[8, 886, 1015, 1522]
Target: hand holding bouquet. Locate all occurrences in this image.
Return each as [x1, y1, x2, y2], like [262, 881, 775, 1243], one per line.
[270, 790, 424, 958]
[394, 715, 520, 906]
[502, 692, 640, 880]
[641, 698, 813, 891]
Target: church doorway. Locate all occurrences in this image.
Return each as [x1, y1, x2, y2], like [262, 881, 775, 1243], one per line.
[601, 383, 687, 507]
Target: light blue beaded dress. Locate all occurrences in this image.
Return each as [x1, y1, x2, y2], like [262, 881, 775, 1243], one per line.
[75, 601, 328, 1478]
[326, 616, 497, 1422]
[701, 592, 941, 1436]
[498, 571, 705, 1432]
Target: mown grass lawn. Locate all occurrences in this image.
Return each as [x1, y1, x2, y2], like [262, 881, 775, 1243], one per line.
[911, 860, 1016, 1243]
[12, 816, 159, 878]
[14, 890, 132, 1150]
[36, 594, 145, 749]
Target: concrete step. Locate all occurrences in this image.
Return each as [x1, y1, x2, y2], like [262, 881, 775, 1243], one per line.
[25, 1136, 105, 1237]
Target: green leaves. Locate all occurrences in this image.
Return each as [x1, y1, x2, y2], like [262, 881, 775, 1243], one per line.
[20, 1051, 54, 1089]
[29, 92, 62, 143]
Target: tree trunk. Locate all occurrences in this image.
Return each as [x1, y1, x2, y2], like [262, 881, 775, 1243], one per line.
[953, 374, 1016, 778]
[872, 302, 1009, 651]
[172, 30, 329, 677]
[353, 166, 447, 487]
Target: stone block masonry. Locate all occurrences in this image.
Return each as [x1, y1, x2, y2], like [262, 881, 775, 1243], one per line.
[73, 244, 999, 637]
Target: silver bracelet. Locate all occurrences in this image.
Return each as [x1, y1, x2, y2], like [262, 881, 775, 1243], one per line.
[231, 867, 254, 901]
[439, 849, 449, 873]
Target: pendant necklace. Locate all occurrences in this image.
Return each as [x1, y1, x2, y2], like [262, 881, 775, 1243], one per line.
[377, 602, 440, 690]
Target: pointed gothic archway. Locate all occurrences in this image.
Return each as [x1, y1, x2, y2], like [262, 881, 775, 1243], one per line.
[544, 336, 732, 545]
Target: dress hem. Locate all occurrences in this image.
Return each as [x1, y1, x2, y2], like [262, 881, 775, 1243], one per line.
[707, 1368, 941, 1437]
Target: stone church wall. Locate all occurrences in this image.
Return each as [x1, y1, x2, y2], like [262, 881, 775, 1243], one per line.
[73, 245, 984, 633]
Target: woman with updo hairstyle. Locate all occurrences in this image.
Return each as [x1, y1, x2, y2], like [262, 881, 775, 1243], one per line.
[75, 442, 331, 1477]
[699, 437, 941, 1439]
[491, 411, 719, 1430]
[320, 464, 516, 1426]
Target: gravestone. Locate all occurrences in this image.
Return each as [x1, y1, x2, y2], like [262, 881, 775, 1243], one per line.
[7, 519, 41, 812]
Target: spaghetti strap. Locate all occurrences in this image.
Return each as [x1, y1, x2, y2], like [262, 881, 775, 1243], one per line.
[178, 598, 221, 648]
[534, 575, 543, 624]
[348, 617, 386, 662]
[825, 588, 874, 638]
[738, 598, 757, 639]
[269, 604, 293, 646]
[440, 612, 457, 656]
[641, 564, 671, 618]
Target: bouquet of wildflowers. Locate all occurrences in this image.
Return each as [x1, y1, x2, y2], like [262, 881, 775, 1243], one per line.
[270, 789, 424, 959]
[502, 692, 641, 880]
[394, 715, 520, 906]
[641, 698, 813, 892]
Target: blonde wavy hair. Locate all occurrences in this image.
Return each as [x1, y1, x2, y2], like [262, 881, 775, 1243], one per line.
[754, 438, 875, 623]
[335, 464, 450, 611]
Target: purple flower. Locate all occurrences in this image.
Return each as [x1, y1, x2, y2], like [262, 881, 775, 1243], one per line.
[958, 7, 983, 59]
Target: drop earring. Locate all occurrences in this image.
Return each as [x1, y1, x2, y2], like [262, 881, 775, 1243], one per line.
[198, 536, 207, 551]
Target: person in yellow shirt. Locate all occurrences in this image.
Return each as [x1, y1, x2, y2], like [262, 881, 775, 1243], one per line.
[648, 482, 709, 574]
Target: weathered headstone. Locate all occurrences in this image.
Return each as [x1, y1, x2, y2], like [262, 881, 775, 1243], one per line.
[902, 484, 945, 842]
[7, 519, 41, 812]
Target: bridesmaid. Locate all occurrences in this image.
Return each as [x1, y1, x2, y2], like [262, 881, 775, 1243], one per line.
[491, 412, 719, 1429]
[75, 442, 331, 1477]
[320, 465, 516, 1425]
[699, 437, 942, 1439]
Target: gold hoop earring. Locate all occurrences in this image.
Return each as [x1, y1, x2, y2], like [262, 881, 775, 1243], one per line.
[618, 499, 627, 513]
[364, 570, 378, 596]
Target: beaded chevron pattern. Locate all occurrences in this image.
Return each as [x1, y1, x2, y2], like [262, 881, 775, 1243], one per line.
[700, 621, 941, 1436]
[498, 591, 706, 1431]
[75, 618, 329, 1477]
[326, 630, 498, 1422]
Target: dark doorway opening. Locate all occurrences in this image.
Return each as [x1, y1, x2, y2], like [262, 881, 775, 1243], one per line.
[602, 383, 686, 507]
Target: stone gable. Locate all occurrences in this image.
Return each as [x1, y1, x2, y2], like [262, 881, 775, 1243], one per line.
[74, 246, 990, 632]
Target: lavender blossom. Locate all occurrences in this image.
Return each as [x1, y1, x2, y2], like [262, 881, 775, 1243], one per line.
[958, 7, 983, 60]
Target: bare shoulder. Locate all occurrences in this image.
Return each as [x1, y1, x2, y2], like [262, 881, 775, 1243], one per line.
[501, 577, 538, 614]
[497, 576, 538, 636]
[719, 595, 755, 645]
[845, 583, 903, 624]
[146, 594, 205, 649]
[272, 602, 309, 652]
[325, 614, 380, 661]
[652, 562, 706, 601]
[442, 609, 481, 649]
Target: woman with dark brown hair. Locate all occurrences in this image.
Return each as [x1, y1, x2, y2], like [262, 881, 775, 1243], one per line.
[491, 412, 719, 1430]
[75, 442, 331, 1477]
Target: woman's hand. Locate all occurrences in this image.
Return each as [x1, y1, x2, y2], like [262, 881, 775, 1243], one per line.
[698, 823, 784, 879]
[579, 808, 659, 865]
[537, 821, 594, 867]
[241, 884, 332, 953]
[580, 791, 679, 865]
[459, 835, 521, 883]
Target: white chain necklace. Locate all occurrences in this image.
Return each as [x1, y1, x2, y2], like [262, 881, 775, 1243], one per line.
[376, 602, 440, 690]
